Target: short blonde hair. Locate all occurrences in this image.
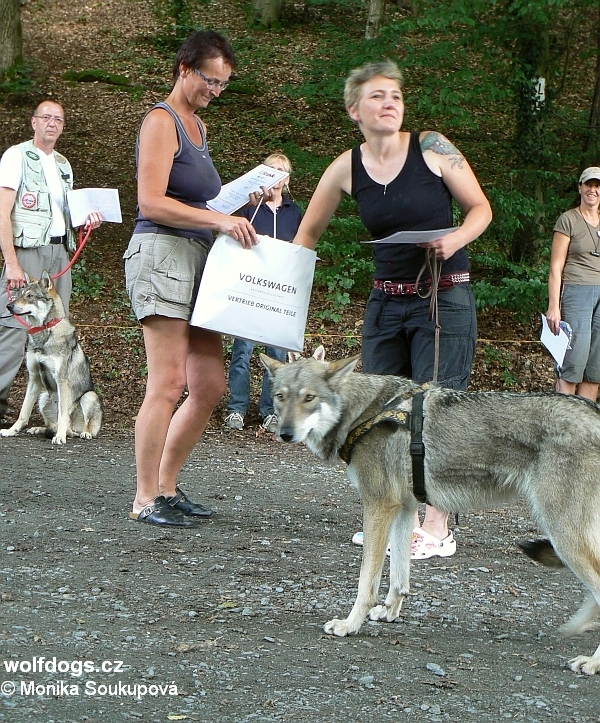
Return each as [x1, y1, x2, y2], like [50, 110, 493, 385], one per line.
[264, 152, 292, 175]
[344, 60, 404, 112]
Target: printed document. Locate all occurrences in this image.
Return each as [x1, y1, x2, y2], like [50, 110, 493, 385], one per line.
[363, 227, 459, 244]
[207, 164, 289, 215]
[540, 314, 569, 367]
[67, 188, 122, 227]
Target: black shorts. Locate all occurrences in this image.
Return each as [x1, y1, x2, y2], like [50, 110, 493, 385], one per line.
[361, 284, 477, 391]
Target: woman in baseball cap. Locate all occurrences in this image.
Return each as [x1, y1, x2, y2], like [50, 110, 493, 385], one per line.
[547, 166, 600, 400]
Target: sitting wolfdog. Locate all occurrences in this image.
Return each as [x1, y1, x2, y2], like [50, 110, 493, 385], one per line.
[261, 352, 600, 675]
[1, 271, 102, 445]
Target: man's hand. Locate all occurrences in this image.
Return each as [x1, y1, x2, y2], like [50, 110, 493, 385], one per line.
[83, 211, 103, 230]
[5, 261, 27, 291]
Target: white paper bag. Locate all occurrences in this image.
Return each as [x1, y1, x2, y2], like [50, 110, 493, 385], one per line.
[190, 233, 317, 352]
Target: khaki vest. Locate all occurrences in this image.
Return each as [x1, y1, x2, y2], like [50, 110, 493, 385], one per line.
[11, 139, 76, 252]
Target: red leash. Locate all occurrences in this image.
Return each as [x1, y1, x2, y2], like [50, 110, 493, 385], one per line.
[6, 226, 93, 329]
[51, 224, 93, 280]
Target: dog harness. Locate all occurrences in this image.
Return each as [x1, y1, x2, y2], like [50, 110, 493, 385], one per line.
[338, 387, 429, 504]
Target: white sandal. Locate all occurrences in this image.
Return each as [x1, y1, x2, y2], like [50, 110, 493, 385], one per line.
[411, 528, 456, 559]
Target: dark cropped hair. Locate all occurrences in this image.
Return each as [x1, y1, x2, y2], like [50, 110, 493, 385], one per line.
[172, 30, 237, 83]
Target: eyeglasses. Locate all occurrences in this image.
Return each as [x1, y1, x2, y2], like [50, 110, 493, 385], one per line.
[192, 68, 229, 91]
[34, 115, 65, 125]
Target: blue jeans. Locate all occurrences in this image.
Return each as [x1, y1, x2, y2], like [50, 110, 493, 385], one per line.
[227, 338, 286, 418]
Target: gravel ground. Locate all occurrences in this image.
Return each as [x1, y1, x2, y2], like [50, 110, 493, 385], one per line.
[0, 429, 598, 722]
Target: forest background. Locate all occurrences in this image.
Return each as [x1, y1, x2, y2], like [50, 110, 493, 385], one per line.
[0, 0, 599, 428]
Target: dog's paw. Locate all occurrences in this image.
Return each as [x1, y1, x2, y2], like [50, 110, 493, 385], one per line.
[79, 432, 92, 440]
[569, 655, 600, 675]
[368, 603, 402, 623]
[26, 426, 47, 436]
[51, 435, 67, 445]
[0, 427, 19, 437]
[323, 618, 355, 637]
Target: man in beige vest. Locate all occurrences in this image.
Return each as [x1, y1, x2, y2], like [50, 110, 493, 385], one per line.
[0, 100, 101, 419]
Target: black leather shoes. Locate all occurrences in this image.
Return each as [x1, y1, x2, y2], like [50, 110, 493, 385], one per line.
[129, 496, 194, 527]
[165, 487, 213, 518]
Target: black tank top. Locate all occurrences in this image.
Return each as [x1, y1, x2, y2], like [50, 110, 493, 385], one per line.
[351, 131, 469, 282]
[134, 102, 222, 244]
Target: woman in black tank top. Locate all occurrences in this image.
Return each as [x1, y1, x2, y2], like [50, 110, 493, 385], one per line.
[294, 61, 492, 561]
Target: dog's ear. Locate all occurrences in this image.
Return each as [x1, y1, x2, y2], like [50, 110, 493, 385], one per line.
[326, 354, 360, 385]
[312, 345, 325, 362]
[287, 351, 301, 363]
[260, 352, 285, 378]
[39, 270, 53, 291]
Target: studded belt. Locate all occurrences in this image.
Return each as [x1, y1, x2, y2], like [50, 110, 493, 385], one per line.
[374, 272, 470, 296]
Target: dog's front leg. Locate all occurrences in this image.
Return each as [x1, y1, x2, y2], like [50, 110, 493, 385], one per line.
[324, 504, 397, 637]
[0, 370, 43, 437]
[562, 595, 600, 674]
[369, 503, 414, 623]
[52, 378, 72, 445]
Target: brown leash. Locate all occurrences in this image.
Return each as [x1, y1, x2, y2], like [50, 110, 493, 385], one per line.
[415, 248, 442, 382]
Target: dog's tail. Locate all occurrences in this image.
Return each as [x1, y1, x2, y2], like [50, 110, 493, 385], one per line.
[517, 538, 565, 568]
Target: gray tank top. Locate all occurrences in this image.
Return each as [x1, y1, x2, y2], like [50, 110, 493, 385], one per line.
[133, 102, 221, 243]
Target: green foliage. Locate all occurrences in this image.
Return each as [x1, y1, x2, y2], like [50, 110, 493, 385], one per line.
[481, 345, 518, 387]
[71, 259, 105, 301]
[62, 68, 144, 96]
[0, 62, 36, 101]
[312, 209, 374, 320]
[472, 273, 548, 322]
[63, 69, 132, 86]
[148, 0, 208, 53]
[285, 33, 397, 108]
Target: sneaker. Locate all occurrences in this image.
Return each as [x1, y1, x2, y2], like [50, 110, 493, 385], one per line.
[351, 531, 391, 556]
[261, 413, 279, 433]
[224, 412, 244, 430]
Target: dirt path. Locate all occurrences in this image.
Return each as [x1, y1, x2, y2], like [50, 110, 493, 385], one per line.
[1, 430, 598, 722]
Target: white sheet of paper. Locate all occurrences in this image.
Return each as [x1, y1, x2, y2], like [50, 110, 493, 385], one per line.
[207, 164, 289, 215]
[540, 314, 569, 366]
[364, 227, 459, 244]
[67, 188, 122, 227]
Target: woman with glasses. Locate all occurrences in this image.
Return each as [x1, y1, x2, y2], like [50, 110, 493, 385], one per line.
[547, 167, 600, 402]
[124, 30, 260, 527]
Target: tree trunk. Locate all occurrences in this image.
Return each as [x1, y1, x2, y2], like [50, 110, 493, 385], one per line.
[365, 0, 386, 40]
[0, 0, 22, 69]
[252, 0, 282, 27]
[511, 19, 551, 262]
[581, 4, 600, 169]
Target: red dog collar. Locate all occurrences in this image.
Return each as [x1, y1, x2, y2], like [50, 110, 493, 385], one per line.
[27, 318, 62, 335]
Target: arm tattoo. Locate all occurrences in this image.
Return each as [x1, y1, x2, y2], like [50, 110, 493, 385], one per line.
[420, 131, 465, 169]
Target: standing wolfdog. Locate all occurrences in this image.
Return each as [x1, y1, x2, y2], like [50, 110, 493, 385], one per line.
[261, 352, 600, 675]
[1, 271, 102, 445]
